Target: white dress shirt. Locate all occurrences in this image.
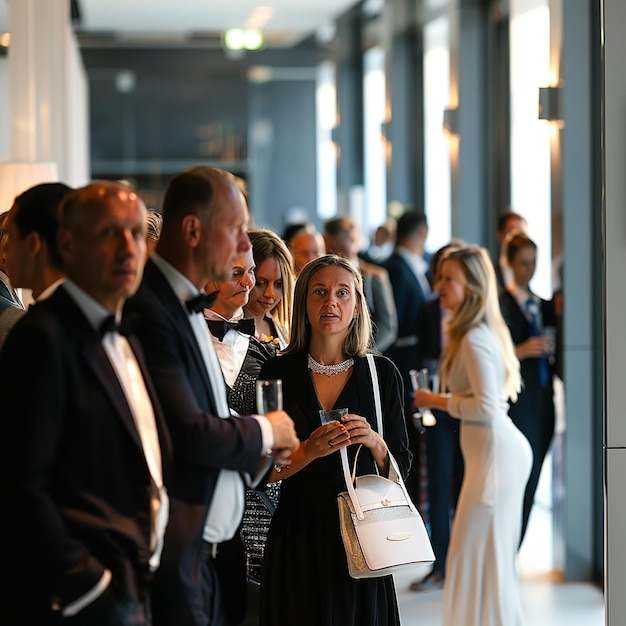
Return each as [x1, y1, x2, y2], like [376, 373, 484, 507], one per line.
[36, 277, 65, 302]
[205, 309, 251, 389]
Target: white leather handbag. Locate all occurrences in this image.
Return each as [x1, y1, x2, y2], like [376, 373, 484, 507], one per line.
[337, 354, 435, 579]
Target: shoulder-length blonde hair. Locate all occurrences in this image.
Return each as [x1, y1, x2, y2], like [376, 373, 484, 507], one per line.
[247, 228, 295, 341]
[439, 246, 521, 402]
[284, 255, 373, 357]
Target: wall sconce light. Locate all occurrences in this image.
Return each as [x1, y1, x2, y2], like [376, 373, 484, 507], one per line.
[443, 107, 459, 135]
[538, 86, 564, 126]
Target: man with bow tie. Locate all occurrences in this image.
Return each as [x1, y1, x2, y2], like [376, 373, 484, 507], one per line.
[0, 182, 172, 625]
[125, 166, 299, 626]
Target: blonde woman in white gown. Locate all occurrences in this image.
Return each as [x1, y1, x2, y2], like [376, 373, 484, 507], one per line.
[413, 245, 532, 626]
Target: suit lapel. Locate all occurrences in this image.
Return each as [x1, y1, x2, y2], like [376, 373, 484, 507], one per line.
[144, 260, 214, 403]
[51, 287, 146, 455]
[86, 340, 145, 452]
[400, 255, 426, 301]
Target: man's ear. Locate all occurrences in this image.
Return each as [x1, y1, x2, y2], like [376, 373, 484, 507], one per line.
[181, 214, 202, 248]
[56, 227, 73, 265]
[26, 232, 43, 257]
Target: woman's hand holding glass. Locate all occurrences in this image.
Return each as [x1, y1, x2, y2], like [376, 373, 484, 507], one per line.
[307, 414, 350, 457]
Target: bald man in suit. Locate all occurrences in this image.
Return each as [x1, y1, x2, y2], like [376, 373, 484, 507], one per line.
[0, 182, 172, 625]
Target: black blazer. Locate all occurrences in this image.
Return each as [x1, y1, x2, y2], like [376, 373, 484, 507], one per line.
[0, 286, 172, 623]
[415, 298, 442, 371]
[383, 252, 429, 402]
[384, 252, 428, 343]
[124, 259, 265, 623]
[499, 288, 557, 417]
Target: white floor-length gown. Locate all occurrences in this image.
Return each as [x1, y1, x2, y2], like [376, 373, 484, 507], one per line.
[442, 323, 532, 626]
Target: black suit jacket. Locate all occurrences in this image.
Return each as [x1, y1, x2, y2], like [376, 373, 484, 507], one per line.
[415, 298, 442, 371]
[0, 286, 172, 624]
[499, 288, 557, 399]
[499, 288, 557, 446]
[383, 252, 429, 404]
[124, 259, 265, 624]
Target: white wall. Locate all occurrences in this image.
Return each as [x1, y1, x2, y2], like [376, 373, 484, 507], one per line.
[0, 57, 8, 160]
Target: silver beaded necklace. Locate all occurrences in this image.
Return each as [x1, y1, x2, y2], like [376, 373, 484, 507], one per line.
[307, 354, 354, 376]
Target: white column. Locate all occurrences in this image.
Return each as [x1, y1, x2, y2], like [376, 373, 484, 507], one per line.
[0, 0, 89, 213]
[605, 0, 626, 622]
[0, 57, 8, 160]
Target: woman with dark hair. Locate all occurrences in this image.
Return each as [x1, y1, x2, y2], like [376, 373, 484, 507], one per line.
[258, 255, 410, 626]
[413, 245, 531, 626]
[499, 231, 557, 544]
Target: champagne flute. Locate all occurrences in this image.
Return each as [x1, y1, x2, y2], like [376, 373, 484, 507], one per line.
[409, 368, 437, 427]
[256, 379, 287, 470]
[256, 379, 283, 413]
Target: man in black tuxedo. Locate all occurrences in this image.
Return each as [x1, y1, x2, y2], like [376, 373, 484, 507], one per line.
[125, 166, 299, 626]
[0, 182, 172, 625]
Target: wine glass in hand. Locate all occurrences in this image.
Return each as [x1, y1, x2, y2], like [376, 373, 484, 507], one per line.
[256, 378, 283, 413]
[409, 368, 437, 427]
[256, 379, 288, 469]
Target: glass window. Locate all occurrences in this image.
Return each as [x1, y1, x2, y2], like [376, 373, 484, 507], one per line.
[363, 46, 387, 234]
[316, 60, 338, 220]
[423, 16, 452, 252]
[510, 0, 552, 298]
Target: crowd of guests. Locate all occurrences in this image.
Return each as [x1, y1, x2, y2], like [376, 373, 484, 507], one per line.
[0, 169, 560, 626]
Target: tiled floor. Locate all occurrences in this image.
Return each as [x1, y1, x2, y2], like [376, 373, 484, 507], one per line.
[395, 567, 605, 626]
[396, 424, 606, 625]
[396, 512, 606, 626]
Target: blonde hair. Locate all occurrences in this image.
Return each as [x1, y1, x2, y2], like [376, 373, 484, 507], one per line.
[285, 255, 373, 357]
[439, 246, 521, 402]
[247, 228, 295, 340]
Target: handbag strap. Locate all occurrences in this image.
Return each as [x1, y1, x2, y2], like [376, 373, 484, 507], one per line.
[339, 354, 418, 519]
[366, 353, 383, 436]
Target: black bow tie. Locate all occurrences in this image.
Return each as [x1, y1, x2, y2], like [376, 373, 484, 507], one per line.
[186, 291, 219, 314]
[98, 315, 128, 339]
[99, 314, 138, 339]
[206, 318, 256, 342]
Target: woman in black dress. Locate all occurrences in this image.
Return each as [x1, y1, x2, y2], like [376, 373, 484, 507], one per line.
[259, 255, 411, 626]
[499, 232, 557, 543]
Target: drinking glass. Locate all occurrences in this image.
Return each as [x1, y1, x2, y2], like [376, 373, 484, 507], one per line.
[319, 407, 349, 425]
[257, 379, 287, 470]
[543, 326, 557, 365]
[256, 379, 283, 414]
[409, 368, 437, 427]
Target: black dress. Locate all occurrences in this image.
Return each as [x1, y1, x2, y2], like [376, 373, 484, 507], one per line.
[258, 351, 411, 626]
